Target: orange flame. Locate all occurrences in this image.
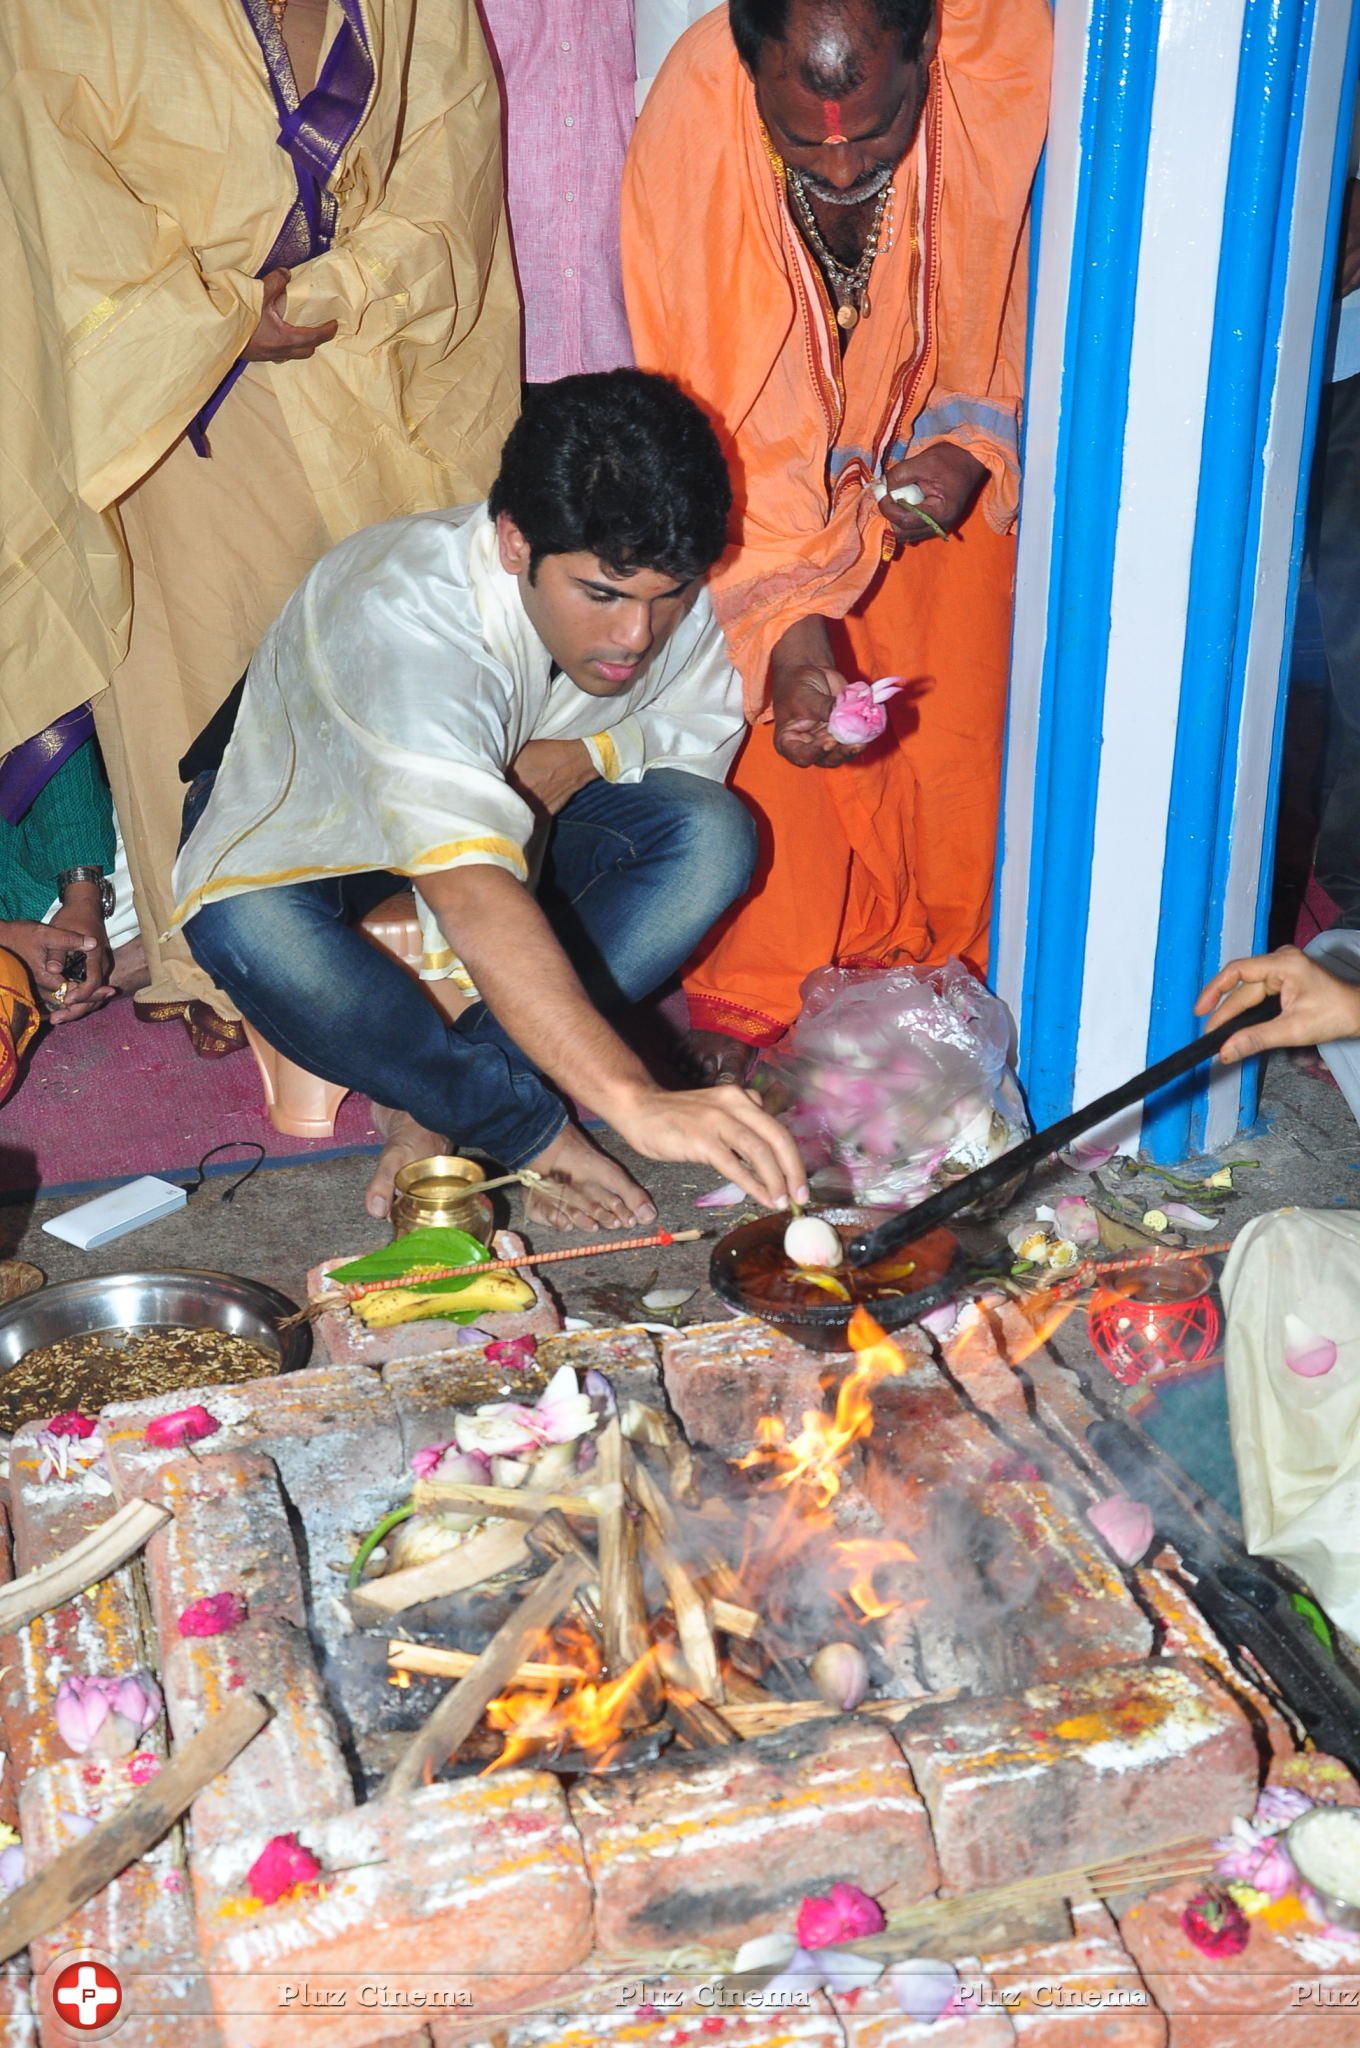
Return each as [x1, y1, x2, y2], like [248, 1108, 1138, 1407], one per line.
[485, 1643, 660, 1773]
[830, 1537, 920, 1620]
[736, 1308, 908, 1508]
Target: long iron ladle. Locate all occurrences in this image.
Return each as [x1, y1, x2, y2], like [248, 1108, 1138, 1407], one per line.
[846, 994, 1281, 1268]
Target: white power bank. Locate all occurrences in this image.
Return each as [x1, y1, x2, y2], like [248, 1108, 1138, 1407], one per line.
[42, 1176, 188, 1251]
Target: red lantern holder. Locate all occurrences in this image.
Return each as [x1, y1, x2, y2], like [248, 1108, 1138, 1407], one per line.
[1086, 1257, 1221, 1386]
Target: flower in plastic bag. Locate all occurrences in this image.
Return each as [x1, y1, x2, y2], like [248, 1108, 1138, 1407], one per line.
[826, 677, 903, 747]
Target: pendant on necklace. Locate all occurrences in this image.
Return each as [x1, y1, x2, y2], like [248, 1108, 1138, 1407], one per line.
[837, 303, 859, 331]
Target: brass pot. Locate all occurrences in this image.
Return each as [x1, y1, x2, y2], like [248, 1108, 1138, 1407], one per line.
[390, 1156, 495, 1241]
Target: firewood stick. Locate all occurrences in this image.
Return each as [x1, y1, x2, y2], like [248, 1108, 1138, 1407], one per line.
[349, 1520, 530, 1622]
[709, 1597, 760, 1640]
[662, 1684, 742, 1748]
[388, 1642, 593, 1688]
[718, 1691, 964, 1734]
[619, 1399, 696, 1502]
[632, 1460, 723, 1703]
[0, 1500, 172, 1635]
[384, 1553, 590, 1796]
[413, 1478, 602, 1521]
[595, 1422, 659, 1723]
[0, 1691, 270, 1965]
[719, 1667, 783, 1707]
[522, 1508, 603, 1636]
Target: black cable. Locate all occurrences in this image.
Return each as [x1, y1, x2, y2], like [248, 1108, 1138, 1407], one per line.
[185, 1141, 266, 1205]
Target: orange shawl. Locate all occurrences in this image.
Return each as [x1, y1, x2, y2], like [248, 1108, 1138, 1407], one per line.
[0, 948, 37, 1103]
[622, 0, 1051, 714]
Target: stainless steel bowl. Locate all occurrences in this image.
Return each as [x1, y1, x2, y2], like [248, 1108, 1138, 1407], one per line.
[0, 1269, 311, 1378]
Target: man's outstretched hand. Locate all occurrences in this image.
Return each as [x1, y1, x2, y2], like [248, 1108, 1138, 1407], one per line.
[771, 664, 862, 769]
[243, 269, 338, 363]
[1195, 945, 1360, 1062]
[878, 443, 988, 547]
[612, 1082, 809, 1212]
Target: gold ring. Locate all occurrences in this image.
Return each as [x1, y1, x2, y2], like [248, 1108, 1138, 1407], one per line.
[52, 982, 68, 1005]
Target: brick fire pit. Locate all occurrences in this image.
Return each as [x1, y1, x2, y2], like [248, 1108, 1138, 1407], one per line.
[2, 1304, 1359, 2046]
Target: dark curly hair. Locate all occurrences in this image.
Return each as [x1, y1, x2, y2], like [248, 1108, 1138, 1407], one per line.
[488, 370, 732, 585]
[729, 0, 934, 83]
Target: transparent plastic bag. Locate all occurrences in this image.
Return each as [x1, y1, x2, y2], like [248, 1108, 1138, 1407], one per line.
[764, 960, 1029, 1207]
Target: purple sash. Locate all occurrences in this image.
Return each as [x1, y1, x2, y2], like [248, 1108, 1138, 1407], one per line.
[190, 0, 375, 455]
[0, 706, 94, 827]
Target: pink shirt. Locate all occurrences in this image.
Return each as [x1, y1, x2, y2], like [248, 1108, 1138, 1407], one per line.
[479, 0, 636, 383]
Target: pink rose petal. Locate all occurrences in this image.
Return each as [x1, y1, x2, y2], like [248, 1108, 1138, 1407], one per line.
[245, 1833, 322, 1905]
[144, 1405, 220, 1450]
[1086, 1493, 1156, 1566]
[45, 1412, 99, 1440]
[178, 1592, 248, 1639]
[1284, 1316, 1338, 1379]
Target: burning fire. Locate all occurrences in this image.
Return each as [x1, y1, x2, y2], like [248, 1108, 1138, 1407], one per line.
[830, 1537, 922, 1621]
[736, 1308, 908, 1508]
[484, 1637, 659, 1773]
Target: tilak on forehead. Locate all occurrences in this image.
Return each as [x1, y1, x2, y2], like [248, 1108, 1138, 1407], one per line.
[820, 99, 849, 144]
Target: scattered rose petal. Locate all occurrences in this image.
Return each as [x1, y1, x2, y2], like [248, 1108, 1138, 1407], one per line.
[1161, 1202, 1219, 1231]
[796, 1883, 886, 1949]
[126, 1751, 161, 1786]
[485, 1336, 538, 1370]
[583, 1369, 617, 1414]
[178, 1591, 248, 1639]
[1051, 1195, 1101, 1246]
[162, 1869, 186, 1893]
[1181, 1887, 1250, 1957]
[809, 1947, 884, 1995]
[917, 1300, 958, 1340]
[409, 1440, 454, 1480]
[144, 1406, 219, 1450]
[245, 1833, 322, 1905]
[532, 1365, 598, 1444]
[731, 1931, 799, 1975]
[0, 1846, 23, 1897]
[45, 1413, 98, 1440]
[695, 1180, 746, 1208]
[640, 1288, 695, 1312]
[1059, 1142, 1118, 1171]
[1086, 1494, 1155, 1566]
[1284, 1314, 1338, 1379]
[890, 1957, 960, 2022]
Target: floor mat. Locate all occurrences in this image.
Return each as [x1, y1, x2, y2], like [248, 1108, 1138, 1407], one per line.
[0, 995, 379, 1199]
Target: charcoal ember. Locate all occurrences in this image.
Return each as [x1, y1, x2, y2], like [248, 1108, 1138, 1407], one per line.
[395, 1580, 542, 1644]
[319, 1632, 450, 1738]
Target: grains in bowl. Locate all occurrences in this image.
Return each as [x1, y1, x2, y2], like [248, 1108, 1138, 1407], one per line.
[0, 1326, 279, 1432]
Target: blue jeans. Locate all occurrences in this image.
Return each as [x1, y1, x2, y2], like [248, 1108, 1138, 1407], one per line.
[183, 769, 756, 1167]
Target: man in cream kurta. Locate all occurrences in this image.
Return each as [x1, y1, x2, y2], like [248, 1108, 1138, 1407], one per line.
[173, 372, 808, 1227]
[0, 0, 520, 1036]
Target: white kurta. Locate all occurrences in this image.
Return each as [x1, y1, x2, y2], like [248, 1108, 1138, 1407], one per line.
[171, 504, 744, 979]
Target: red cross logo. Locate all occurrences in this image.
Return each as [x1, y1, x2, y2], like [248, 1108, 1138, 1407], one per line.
[52, 1961, 122, 2031]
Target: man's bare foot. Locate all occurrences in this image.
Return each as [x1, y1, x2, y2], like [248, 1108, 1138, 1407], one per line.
[681, 1028, 755, 1086]
[524, 1123, 657, 1233]
[111, 935, 151, 997]
[365, 1104, 447, 1220]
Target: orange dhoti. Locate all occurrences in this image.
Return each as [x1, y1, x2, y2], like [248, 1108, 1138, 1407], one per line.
[686, 512, 1015, 1045]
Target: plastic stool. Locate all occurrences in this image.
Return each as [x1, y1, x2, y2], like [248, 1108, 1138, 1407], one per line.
[243, 891, 467, 1139]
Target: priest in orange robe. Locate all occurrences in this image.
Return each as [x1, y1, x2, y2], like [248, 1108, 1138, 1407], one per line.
[622, 0, 1050, 1077]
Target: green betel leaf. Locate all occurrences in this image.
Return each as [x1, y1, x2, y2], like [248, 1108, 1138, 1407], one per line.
[330, 1227, 491, 1291]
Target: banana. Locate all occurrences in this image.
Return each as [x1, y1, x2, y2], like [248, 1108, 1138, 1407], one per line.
[350, 1270, 535, 1328]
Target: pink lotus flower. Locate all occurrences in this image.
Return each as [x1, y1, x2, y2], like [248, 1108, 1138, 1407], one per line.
[826, 677, 903, 748]
[144, 1405, 220, 1450]
[55, 1671, 162, 1757]
[795, 1882, 886, 1949]
[178, 1591, 248, 1639]
[485, 1336, 538, 1370]
[1213, 1832, 1296, 1900]
[45, 1412, 99, 1440]
[1086, 1493, 1155, 1566]
[245, 1832, 322, 1905]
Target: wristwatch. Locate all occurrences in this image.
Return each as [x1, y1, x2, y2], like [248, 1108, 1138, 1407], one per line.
[56, 865, 115, 920]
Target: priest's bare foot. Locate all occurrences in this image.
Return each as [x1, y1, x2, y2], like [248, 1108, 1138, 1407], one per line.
[365, 1104, 447, 1220]
[524, 1123, 657, 1233]
[682, 1028, 755, 1086]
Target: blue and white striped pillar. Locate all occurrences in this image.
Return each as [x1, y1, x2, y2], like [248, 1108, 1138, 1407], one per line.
[996, 0, 1360, 1158]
